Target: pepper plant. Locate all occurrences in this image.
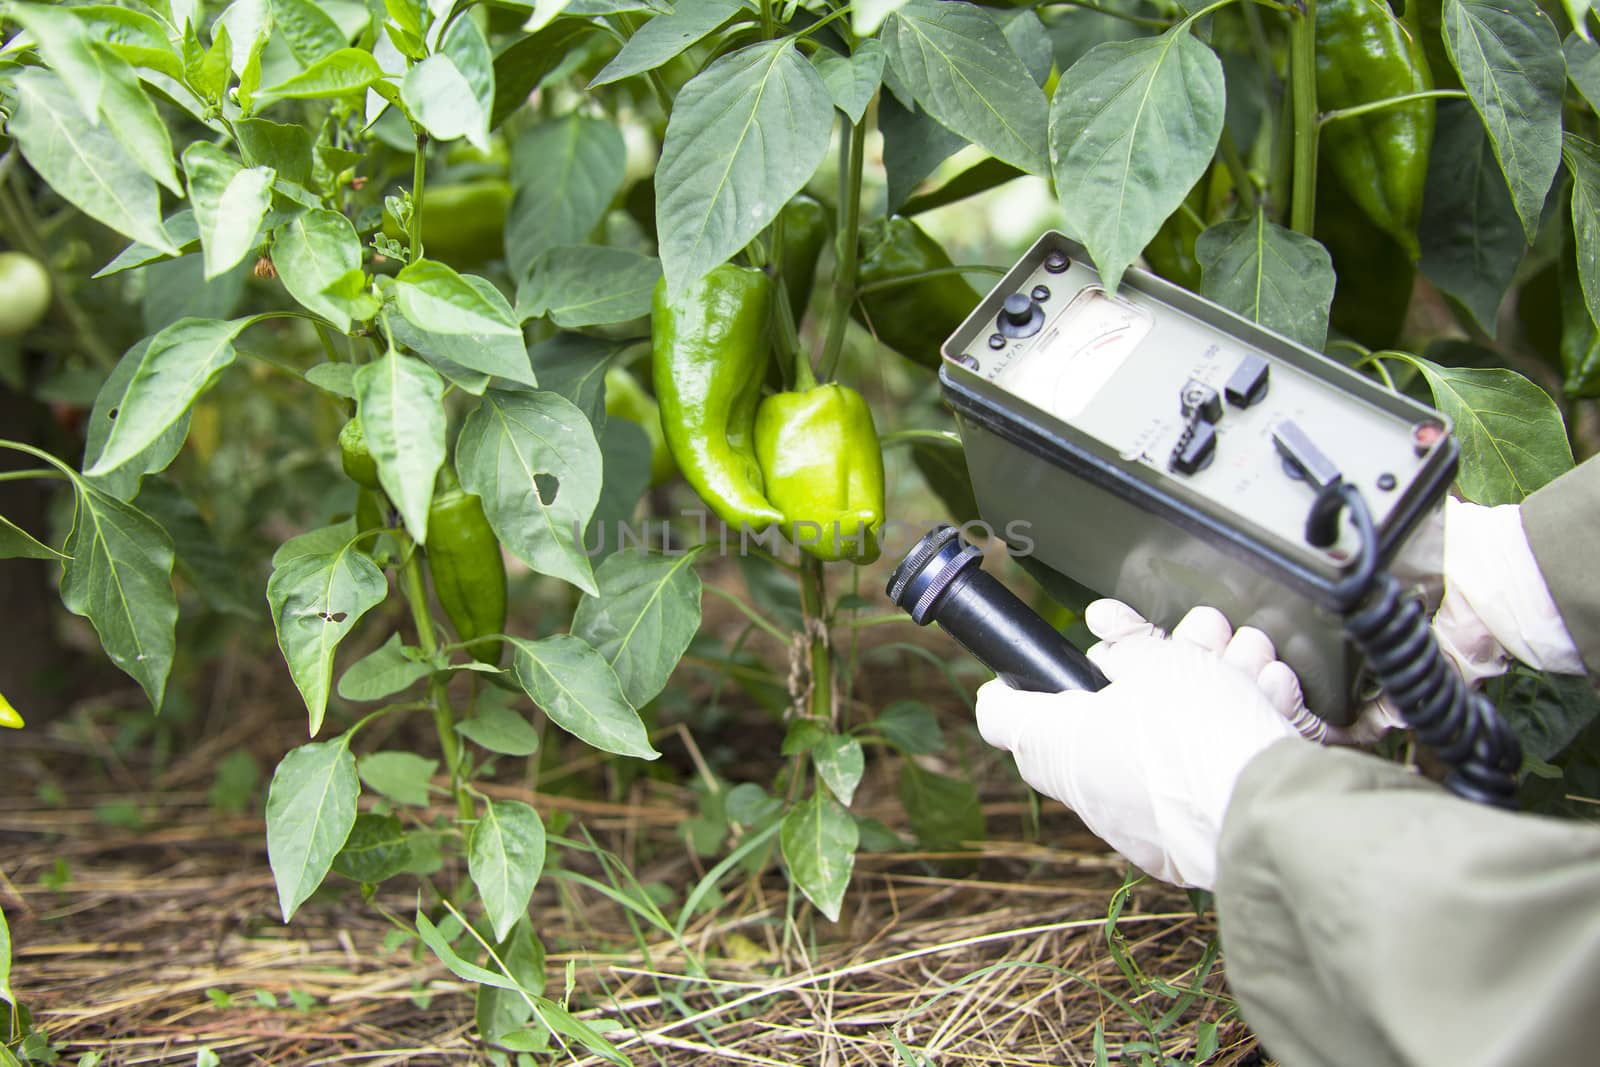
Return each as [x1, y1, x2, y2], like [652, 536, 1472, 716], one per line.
[0, 0, 1596, 1058]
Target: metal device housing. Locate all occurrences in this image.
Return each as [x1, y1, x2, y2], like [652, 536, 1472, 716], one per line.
[938, 232, 1458, 722]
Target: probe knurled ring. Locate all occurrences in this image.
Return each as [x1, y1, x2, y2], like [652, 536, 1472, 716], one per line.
[911, 543, 983, 624]
[887, 524, 961, 605]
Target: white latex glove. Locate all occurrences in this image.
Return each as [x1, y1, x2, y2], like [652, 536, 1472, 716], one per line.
[975, 623, 1304, 890]
[1435, 496, 1584, 684]
[1083, 599, 1367, 743]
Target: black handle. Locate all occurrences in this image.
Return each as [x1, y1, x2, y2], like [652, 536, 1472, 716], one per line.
[887, 526, 1108, 694]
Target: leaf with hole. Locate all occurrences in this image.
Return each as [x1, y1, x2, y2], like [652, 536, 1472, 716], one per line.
[470, 798, 546, 941]
[267, 523, 389, 735]
[86, 318, 248, 476]
[455, 389, 602, 594]
[572, 548, 703, 707]
[510, 635, 659, 759]
[265, 736, 358, 921]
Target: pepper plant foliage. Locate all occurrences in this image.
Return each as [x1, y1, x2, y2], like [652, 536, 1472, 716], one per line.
[0, 0, 1596, 1056]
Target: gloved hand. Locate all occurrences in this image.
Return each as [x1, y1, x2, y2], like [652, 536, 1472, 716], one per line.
[1434, 496, 1583, 685]
[976, 602, 1306, 890]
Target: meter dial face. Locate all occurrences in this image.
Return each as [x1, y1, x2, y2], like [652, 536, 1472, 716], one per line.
[992, 287, 1154, 420]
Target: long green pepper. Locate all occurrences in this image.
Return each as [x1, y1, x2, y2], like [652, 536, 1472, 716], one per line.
[427, 465, 507, 665]
[852, 217, 982, 370]
[651, 265, 784, 530]
[1315, 0, 1434, 259]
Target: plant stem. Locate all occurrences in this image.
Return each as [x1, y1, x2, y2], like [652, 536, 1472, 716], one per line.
[410, 129, 428, 263]
[878, 428, 963, 450]
[854, 264, 1005, 294]
[799, 556, 832, 725]
[817, 117, 866, 383]
[0, 468, 68, 483]
[400, 546, 472, 822]
[1287, 0, 1318, 236]
[1319, 89, 1466, 125]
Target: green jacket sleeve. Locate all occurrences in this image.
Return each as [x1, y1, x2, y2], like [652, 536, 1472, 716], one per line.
[1216, 739, 1600, 1067]
[1521, 457, 1600, 674]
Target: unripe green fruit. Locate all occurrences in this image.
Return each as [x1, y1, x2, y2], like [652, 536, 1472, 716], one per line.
[0, 252, 51, 337]
[339, 417, 382, 489]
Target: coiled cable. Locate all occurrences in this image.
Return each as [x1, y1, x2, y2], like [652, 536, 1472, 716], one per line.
[1317, 482, 1522, 808]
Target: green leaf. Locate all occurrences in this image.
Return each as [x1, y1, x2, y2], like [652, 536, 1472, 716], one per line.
[572, 548, 702, 708]
[94, 210, 200, 278]
[526, 332, 623, 426]
[1049, 27, 1225, 293]
[352, 350, 446, 543]
[1195, 210, 1335, 350]
[1418, 101, 1525, 336]
[491, 22, 598, 128]
[898, 761, 984, 849]
[393, 261, 532, 385]
[1498, 670, 1600, 762]
[655, 39, 833, 298]
[267, 524, 389, 734]
[811, 39, 885, 124]
[457, 703, 542, 756]
[881, 0, 1048, 175]
[516, 246, 662, 327]
[9, 69, 177, 254]
[0, 514, 66, 561]
[455, 389, 602, 594]
[476, 922, 546, 1042]
[182, 143, 275, 280]
[273, 208, 362, 331]
[871, 700, 944, 755]
[1560, 235, 1600, 397]
[86, 318, 248, 476]
[1563, 135, 1600, 333]
[265, 736, 358, 921]
[186, 20, 232, 103]
[403, 53, 490, 152]
[813, 735, 864, 807]
[999, 8, 1053, 87]
[585, 418, 651, 560]
[255, 47, 385, 103]
[305, 361, 358, 399]
[507, 115, 627, 279]
[337, 634, 433, 701]
[59, 484, 177, 710]
[779, 789, 858, 921]
[1566, 33, 1600, 115]
[510, 634, 659, 759]
[332, 813, 412, 882]
[1443, 0, 1566, 240]
[1392, 355, 1574, 504]
[470, 798, 546, 941]
[74, 3, 186, 80]
[415, 911, 522, 991]
[270, 0, 345, 66]
[236, 117, 313, 185]
[439, 12, 495, 143]
[81, 338, 191, 501]
[357, 751, 438, 807]
[589, 1, 742, 87]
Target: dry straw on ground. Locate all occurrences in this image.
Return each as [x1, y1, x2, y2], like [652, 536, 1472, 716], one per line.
[3, 727, 1258, 1066]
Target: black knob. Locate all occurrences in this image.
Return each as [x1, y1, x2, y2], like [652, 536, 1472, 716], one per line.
[1002, 293, 1033, 325]
[997, 292, 1043, 338]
